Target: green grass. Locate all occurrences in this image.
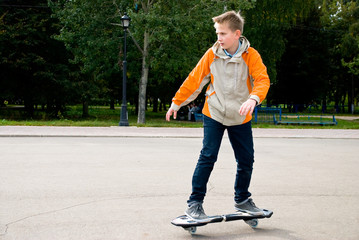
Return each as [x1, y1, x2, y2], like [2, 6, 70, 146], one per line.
[1, 105, 359, 129]
[0, 105, 203, 128]
[253, 119, 359, 129]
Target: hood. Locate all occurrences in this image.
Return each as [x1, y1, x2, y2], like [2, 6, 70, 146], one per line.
[212, 36, 250, 59]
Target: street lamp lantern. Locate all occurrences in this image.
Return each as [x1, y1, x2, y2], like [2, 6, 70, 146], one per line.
[119, 13, 131, 126]
[120, 13, 131, 29]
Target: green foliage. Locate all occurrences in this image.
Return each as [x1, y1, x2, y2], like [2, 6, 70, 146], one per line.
[319, 0, 359, 111]
[243, 0, 314, 83]
[50, 0, 120, 77]
[50, 0, 122, 107]
[0, 0, 71, 116]
[1, 105, 359, 129]
[1, 0, 358, 120]
[127, 0, 255, 109]
[342, 56, 359, 75]
[273, 7, 332, 105]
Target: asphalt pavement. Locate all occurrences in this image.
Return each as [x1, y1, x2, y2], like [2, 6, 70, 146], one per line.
[0, 126, 358, 240]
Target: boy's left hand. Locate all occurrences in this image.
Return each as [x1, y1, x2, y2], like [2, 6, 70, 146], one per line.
[238, 99, 257, 116]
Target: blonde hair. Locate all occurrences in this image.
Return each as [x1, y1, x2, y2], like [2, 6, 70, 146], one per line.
[212, 11, 244, 33]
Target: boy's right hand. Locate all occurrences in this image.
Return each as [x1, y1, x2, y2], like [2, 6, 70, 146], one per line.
[166, 108, 177, 121]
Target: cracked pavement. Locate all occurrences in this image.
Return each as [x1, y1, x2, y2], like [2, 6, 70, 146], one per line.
[0, 128, 358, 239]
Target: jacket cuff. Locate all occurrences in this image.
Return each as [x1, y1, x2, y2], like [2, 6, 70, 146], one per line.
[170, 102, 181, 111]
[249, 95, 260, 105]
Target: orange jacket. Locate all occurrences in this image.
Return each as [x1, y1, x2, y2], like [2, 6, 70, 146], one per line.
[171, 36, 270, 126]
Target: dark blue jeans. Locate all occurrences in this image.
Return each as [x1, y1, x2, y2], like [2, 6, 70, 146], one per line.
[188, 115, 254, 205]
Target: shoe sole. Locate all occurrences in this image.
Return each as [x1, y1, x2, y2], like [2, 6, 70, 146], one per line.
[184, 212, 210, 223]
[235, 208, 265, 216]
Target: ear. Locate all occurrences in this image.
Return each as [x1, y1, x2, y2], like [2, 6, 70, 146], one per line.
[235, 30, 241, 39]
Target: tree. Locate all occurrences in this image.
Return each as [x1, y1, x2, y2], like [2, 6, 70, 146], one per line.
[50, 0, 122, 117]
[0, 0, 71, 117]
[243, 0, 313, 85]
[274, 6, 332, 110]
[321, 0, 359, 113]
[127, 0, 255, 123]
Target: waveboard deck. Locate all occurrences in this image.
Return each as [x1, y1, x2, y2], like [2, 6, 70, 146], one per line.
[171, 209, 273, 234]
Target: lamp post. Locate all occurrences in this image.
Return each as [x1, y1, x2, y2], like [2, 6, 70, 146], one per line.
[119, 13, 131, 126]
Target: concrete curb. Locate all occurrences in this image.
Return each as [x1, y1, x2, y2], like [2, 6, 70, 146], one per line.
[0, 126, 359, 139]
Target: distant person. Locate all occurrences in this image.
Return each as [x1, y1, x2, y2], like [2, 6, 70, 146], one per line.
[188, 103, 199, 121]
[166, 10, 270, 221]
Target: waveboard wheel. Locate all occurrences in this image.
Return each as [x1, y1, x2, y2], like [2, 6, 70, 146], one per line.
[184, 226, 197, 234]
[245, 219, 258, 228]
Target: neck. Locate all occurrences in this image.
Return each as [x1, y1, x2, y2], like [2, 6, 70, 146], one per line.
[226, 41, 239, 56]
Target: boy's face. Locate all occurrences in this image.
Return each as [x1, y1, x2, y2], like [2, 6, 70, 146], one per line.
[215, 22, 241, 54]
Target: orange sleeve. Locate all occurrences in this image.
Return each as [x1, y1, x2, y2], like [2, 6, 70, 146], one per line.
[244, 48, 270, 104]
[171, 49, 214, 111]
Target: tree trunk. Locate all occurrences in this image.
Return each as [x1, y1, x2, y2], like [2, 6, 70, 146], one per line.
[82, 101, 89, 118]
[348, 83, 353, 114]
[137, 30, 149, 124]
[351, 75, 355, 114]
[24, 97, 34, 118]
[110, 98, 115, 110]
[153, 97, 158, 112]
[322, 98, 327, 113]
[161, 100, 167, 111]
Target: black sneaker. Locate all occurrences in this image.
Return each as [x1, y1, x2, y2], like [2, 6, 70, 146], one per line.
[234, 198, 264, 216]
[185, 202, 208, 221]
